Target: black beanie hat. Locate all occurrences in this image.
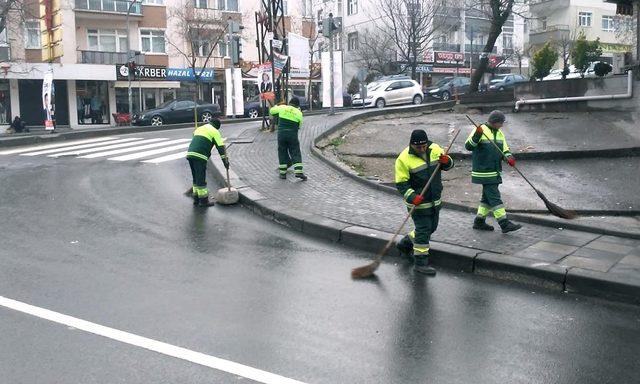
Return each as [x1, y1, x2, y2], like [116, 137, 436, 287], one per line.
[410, 129, 428, 145]
[211, 118, 221, 129]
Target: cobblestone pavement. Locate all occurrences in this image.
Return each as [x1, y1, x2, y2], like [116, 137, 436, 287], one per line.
[228, 110, 557, 255]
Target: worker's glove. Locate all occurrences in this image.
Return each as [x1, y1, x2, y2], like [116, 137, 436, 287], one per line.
[475, 125, 484, 136]
[222, 158, 230, 169]
[506, 156, 516, 167]
[411, 195, 424, 206]
[438, 154, 450, 165]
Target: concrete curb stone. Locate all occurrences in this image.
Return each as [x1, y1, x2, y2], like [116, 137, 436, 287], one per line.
[474, 253, 568, 291]
[565, 267, 640, 304]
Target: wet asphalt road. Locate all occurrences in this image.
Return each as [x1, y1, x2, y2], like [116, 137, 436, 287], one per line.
[1, 126, 639, 384]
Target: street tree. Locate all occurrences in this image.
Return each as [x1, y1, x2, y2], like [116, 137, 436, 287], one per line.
[347, 76, 360, 94]
[373, 0, 455, 80]
[1, 0, 38, 48]
[571, 31, 602, 77]
[531, 41, 557, 80]
[352, 29, 399, 76]
[467, 0, 524, 92]
[555, 28, 579, 80]
[167, 0, 228, 123]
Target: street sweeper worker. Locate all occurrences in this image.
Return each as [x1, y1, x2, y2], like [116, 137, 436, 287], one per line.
[186, 118, 229, 207]
[395, 129, 454, 275]
[269, 98, 307, 181]
[465, 110, 522, 233]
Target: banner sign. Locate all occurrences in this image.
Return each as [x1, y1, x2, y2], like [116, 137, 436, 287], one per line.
[42, 69, 55, 130]
[166, 67, 216, 81]
[273, 52, 289, 77]
[116, 64, 166, 81]
[434, 51, 464, 65]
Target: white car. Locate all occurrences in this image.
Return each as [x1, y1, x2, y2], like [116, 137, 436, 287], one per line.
[352, 79, 423, 108]
[543, 65, 581, 81]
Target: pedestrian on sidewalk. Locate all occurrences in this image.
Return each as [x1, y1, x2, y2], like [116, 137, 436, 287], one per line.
[185, 118, 229, 207]
[395, 129, 454, 275]
[269, 98, 307, 181]
[465, 110, 522, 233]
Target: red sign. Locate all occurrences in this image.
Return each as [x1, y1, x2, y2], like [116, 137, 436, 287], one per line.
[432, 67, 472, 74]
[435, 51, 464, 65]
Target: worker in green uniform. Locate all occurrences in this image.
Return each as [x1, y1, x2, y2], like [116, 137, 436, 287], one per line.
[465, 110, 522, 233]
[185, 119, 229, 207]
[269, 98, 307, 181]
[395, 129, 454, 275]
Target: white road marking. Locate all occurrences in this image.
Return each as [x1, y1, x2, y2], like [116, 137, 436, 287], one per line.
[0, 295, 307, 384]
[49, 138, 169, 157]
[21, 138, 143, 156]
[108, 143, 190, 161]
[0, 137, 118, 155]
[79, 139, 190, 159]
[141, 151, 188, 164]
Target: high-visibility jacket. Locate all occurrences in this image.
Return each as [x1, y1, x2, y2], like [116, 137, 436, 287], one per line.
[395, 143, 454, 212]
[186, 123, 227, 161]
[464, 123, 512, 184]
[269, 104, 303, 132]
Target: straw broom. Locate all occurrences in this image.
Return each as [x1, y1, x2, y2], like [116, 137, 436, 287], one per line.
[351, 128, 462, 279]
[465, 115, 576, 220]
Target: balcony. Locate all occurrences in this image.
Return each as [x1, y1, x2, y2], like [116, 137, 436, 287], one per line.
[432, 43, 461, 52]
[529, 24, 570, 46]
[0, 46, 10, 62]
[78, 50, 146, 65]
[194, 56, 227, 68]
[529, 0, 570, 13]
[75, 0, 142, 15]
[464, 44, 497, 54]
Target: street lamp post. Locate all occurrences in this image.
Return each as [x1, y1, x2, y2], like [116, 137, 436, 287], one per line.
[126, 0, 139, 120]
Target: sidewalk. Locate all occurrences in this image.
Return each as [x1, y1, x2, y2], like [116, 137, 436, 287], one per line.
[208, 104, 640, 304]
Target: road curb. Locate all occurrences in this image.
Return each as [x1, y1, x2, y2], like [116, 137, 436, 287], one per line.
[565, 267, 640, 305]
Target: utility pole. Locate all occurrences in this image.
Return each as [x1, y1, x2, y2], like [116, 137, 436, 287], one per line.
[228, 18, 236, 118]
[329, 13, 335, 115]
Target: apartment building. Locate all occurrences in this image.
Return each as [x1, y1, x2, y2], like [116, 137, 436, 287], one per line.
[1, 0, 239, 129]
[315, 0, 527, 88]
[528, 0, 631, 73]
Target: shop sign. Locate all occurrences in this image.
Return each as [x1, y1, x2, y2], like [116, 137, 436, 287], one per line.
[432, 67, 472, 74]
[116, 64, 167, 81]
[434, 51, 464, 65]
[416, 64, 433, 73]
[166, 68, 216, 81]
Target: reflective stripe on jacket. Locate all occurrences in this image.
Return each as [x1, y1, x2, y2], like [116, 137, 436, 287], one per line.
[395, 143, 454, 211]
[186, 123, 226, 161]
[464, 123, 512, 184]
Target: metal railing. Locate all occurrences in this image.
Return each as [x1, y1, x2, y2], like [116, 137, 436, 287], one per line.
[78, 50, 146, 65]
[75, 0, 142, 15]
[433, 43, 461, 52]
[530, 24, 570, 35]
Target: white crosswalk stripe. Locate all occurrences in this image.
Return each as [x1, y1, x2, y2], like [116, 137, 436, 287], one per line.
[0, 136, 193, 164]
[109, 143, 190, 161]
[79, 138, 190, 159]
[0, 137, 117, 155]
[24, 138, 144, 156]
[49, 138, 168, 157]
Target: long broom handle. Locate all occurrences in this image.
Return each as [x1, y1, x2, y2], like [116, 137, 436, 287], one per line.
[465, 115, 540, 193]
[226, 168, 231, 192]
[375, 128, 462, 259]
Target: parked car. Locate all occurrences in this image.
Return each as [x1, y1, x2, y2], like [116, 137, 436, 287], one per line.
[488, 74, 528, 91]
[243, 94, 309, 119]
[542, 65, 581, 81]
[351, 79, 423, 108]
[343, 92, 353, 107]
[424, 77, 471, 100]
[132, 99, 221, 126]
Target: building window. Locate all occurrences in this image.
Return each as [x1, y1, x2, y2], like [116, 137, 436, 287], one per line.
[348, 0, 357, 15]
[219, 39, 228, 56]
[540, 17, 547, 30]
[87, 29, 128, 52]
[140, 30, 165, 53]
[578, 12, 592, 27]
[25, 21, 41, 49]
[503, 33, 513, 49]
[142, 0, 164, 4]
[0, 80, 12, 125]
[76, 80, 110, 125]
[602, 15, 615, 32]
[347, 32, 358, 51]
[193, 0, 207, 8]
[217, 0, 238, 11]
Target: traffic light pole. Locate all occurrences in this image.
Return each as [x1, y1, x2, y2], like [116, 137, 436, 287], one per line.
[126, 0, 138, 121]
[228, 19, 236, 118]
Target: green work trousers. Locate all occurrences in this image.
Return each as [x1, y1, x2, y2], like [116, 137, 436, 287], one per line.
[188, 157, 208, 198]
[277, 130, 303, 175]
[477, 183, 507, 222]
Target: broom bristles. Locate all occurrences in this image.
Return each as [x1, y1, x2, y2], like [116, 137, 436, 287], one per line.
[536, 190, 577, 219]
[351, 260, 380, 279]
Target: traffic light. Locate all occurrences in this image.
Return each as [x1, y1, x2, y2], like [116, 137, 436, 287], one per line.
[127, 61, 137, 79]
[230, 35, 242, 65]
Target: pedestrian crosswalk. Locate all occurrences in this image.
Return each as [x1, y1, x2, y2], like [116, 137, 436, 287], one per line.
[0, 136, 192, 164]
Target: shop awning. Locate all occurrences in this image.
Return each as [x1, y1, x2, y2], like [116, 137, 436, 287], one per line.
[114, 81, 181, 89]
[4, 63, 116, 80]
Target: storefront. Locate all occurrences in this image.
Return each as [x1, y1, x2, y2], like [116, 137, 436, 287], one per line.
[0, 80, 12, 126]
[114, 64, 181, 114]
